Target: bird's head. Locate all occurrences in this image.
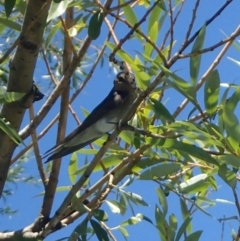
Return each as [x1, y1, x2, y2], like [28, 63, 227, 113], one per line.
[114, 72, 137, 92]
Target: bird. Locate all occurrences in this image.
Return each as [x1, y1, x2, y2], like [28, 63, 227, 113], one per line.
[42, 70, 138, 162]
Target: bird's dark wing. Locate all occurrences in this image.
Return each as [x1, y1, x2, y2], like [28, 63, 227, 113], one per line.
[44, 136, 101, 162]
[42, 88, 128, 161]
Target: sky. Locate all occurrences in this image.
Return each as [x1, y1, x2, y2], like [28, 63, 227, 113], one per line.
[1, 0, 240, 241]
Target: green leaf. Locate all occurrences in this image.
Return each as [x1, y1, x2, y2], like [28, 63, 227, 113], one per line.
[47, 0, 70, 22]
[169, 213, 178, 232]
[185, 230, 203, 241]
[15, 0, 27, 15]
[190, 24, 206, 85]
[223, 105, 240, 151]
[139, 163, 181, 180]
[148, 4, 162, 34]
[0, 91, 25, 103]
[180, 198, 190, 221]
[69, 219, 88, 241]
[88, 10, 104, 40]
[90, 219, 109, 241]
[218, 154, 240, 168]
[121, 190, 149, 206]
[144, 21, 158, 58]
[76, 154, 122, 175]
[0, 17, 21, 31]
[156, 188, 168, 216]
[149, 98, 175, 122]
[68, 152, 78, 184]
[120, 0, 141, 38]
[105, 200, 121, 214]
[204, 70, 220, 118]
[155, 205, 168, 241]
[149, 138, 219, 166]
[37, 185, 72, 196]
[120, 214, 144, 227]
[118, 226, 129, 239]
[45, 21, 61, 49]
[175, 216, 192, 241]
[218, 164, 237, 188]
[93, 209, 108, 221]
[178, 174, 209, 194]
[0, 115, 23, 145]
[119, 195, 127, 215]
[159, 65, 196, 104]
[4, 0, 16, 18]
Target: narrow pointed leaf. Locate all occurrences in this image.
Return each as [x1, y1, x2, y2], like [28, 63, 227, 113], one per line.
[4, 0, 16, 18]
[151, 138, 219, 165]
[178, 174, 209, 194]
[185, 230, 203, 241]
[218, 164, 237, 188]
[0, 17, 21, 31]
[90, 219, 109, 241]
[149, 98, 175, 122]
[68, 152, 78, 184]
[120, 0, 141, 38]
[190, 24, 206, 85]
[140, 163, 181, 180]
[93, 209, 108, 221]
[175, 216, 192, 241]
[47, 0, 70, 22]
[204, 70, 220, 118]
[156, 188, 168, 216]
[159, 65, 196, 103]
[45, 21, 62, 49]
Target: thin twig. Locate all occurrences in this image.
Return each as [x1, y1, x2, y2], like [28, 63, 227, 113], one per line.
[179, 0, 233, 54]
[29, 105, 48, 187]
[167, 0, 174, 59]
[179, 32, 240, 58]
[179, 0, 201, 53]
[173, 25, 240, 118]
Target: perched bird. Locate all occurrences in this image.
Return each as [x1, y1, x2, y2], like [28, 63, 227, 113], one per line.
[43, 70, 137, 162]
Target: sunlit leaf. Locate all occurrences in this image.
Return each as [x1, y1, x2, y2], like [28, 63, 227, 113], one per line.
[68, 152, 78, 184]
[120, 0, 141, 39]
[121, 190, 149, 206]
[47, 0, 70, 22]
[178, 174, 209, 194]
[105, 200, 121, 214]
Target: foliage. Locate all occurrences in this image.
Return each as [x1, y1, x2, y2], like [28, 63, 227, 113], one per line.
[0, 0, 240, 241]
